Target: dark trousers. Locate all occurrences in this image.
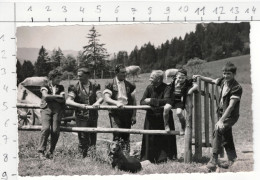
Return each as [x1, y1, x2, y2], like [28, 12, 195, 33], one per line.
[212, 116, 239, 160]
[38, 107, 62, 153]
[76, 117, 97, 155]
[109, 111, 132, 152]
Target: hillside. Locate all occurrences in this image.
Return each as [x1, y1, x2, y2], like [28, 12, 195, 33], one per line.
[17, 47, 79, 63]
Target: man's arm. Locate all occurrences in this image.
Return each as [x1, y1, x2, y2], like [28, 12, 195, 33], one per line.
[66, 96, 85, 109]
[187, 82, 198, 95]
[193, 75, 218, 84]
[104, 93, 123, 107]
[215, 98, 239, 130]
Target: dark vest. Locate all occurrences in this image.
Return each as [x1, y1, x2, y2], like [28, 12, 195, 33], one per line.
[69, 81, 100, 120]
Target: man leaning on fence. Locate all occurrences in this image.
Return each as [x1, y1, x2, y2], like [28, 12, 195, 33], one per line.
[194, 62, 243, 171]
[103, 64, 137, 155]
[66, 67, 103, 158]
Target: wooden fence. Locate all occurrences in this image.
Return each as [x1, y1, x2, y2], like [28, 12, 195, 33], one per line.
[17, 77, 221, 163]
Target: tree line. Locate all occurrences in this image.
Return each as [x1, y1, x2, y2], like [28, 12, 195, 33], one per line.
[17, 23, 250, 84]
[112, 23, 250, 72]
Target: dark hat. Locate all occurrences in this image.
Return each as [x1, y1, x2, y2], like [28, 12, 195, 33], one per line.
[177, 69, 187, 76]
[78, 67, 90, 74]
[115, 64, 126, 73]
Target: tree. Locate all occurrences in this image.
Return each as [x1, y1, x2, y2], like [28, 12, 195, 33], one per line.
[21, 60, 35, 81]
[115, 51, 128, 65]
[35, 46, 52, 76]
[17, 60, 22, 85]
[61, 55, 77, 72]
[82, 26, 109, 79]
[51, 47, 65, 69]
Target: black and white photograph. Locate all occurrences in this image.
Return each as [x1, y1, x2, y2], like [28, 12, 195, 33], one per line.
[16, 23, 253, 176]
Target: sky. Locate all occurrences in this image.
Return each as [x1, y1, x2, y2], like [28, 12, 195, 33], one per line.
[16, 23, 196, 55]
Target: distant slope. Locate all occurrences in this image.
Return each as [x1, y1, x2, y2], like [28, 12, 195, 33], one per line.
[17, 48, 79, 63]
[200, 55, 251, 84]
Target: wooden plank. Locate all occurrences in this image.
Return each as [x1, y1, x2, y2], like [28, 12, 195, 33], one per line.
[204, 82, 210, 147]
[194, 77, 202, 160]
[210, 85, 215, 137]
[184, 94, 193, 163]
[18, 126, 181, 135]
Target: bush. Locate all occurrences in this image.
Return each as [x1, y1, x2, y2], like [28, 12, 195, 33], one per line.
[184, 58, 207, 75]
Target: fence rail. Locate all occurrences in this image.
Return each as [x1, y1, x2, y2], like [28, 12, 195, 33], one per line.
[18, 126, 180, 135]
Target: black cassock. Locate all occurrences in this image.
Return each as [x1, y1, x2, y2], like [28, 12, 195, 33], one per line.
[140, 83, 177, 163]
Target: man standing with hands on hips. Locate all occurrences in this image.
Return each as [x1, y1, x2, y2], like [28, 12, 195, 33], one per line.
[66, 67, 103, 158]
[103, 64, 137, 155]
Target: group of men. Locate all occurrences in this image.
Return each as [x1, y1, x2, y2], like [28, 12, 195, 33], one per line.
[37, 62, 242, 172]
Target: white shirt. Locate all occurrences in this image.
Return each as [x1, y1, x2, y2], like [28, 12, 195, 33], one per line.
[116, 77, 128, 105]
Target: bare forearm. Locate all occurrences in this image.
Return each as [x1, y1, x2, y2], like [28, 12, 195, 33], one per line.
[197, 76, 216, 84]
[66, 99, 85, 109]
[104, 94, 119, 105]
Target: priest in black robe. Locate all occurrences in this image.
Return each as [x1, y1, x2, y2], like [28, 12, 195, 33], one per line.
[140, 70, 177, 163]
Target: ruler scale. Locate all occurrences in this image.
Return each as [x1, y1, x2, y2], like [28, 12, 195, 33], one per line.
[0, 1, 260, 179]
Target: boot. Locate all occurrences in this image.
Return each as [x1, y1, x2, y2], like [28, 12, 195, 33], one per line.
[206, 154, 218, 171]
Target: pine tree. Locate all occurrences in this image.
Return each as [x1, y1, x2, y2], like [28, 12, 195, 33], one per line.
[16, 60, 22, 85]
[34, 46, 52, 76]
[51, 47, 64, 69]
[82, 26, 109, 79]
[21, 60, 35, 81]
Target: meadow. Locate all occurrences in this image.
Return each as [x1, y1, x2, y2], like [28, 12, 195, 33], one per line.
[18, 55, 253, 176]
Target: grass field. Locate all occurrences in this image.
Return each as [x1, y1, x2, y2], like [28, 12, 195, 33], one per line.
[18, 55, 253, 176]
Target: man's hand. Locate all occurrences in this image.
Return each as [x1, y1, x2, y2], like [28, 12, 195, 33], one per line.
[131, 116, 136, 126]
[215, 120, 224, 131]
[92, 102, 101, 108]
[80, 104, 86, 110]
[144, 98, 151, 104]
[116, 101, 124, 108]
[192, 75, 201, 79]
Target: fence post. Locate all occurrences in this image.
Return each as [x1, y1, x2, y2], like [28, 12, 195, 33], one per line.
[204, 82, 210, 147]
[210, 84, 215, 141]
[194, 77, 202, 160]
[184, 94, 193, 163]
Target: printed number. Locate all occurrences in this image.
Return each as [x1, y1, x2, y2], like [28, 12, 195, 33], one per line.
[62, 6, 67, 13]
[3, 154, 8, 162]
[2, 135, 8, 144]
[230, 7, 239, 14]
[0, 34, 4, 42]
[80, 7, 85, 14]
[3, 84, 8, 92]
[1, 172, 8, 180]
[45, 6, 52, 12]
[2, 102, 8, 111]
[148, 7, 152, 15]
[164, 7, 170, 14]
[1, 50, 6, 59]
[245, 6, 256, 14]
[195, 7, 205, 15]
[179, 6, 189, 13]
[96, 5, 101, 13]
[213, 6, 225, 14]
[115, 6, 119, 13]
[1, 68, 6, 75]
[4, 119, 9, 127]
[131, 8, 137, 14]
[27, 6, 32, 11]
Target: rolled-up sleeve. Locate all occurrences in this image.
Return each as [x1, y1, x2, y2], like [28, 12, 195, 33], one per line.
[230, 84, 243, 101]
[103, 82, 113, 96]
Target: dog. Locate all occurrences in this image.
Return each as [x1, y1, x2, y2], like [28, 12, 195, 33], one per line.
[108, 141, 142, 173]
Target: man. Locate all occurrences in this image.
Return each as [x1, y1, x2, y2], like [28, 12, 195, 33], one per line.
[103, 64, 137, 155]
[194, 62, 243, 171]
[66, 67, 103, 158]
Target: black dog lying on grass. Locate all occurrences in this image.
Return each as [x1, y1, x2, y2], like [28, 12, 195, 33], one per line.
[108, 141, 142, 173]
